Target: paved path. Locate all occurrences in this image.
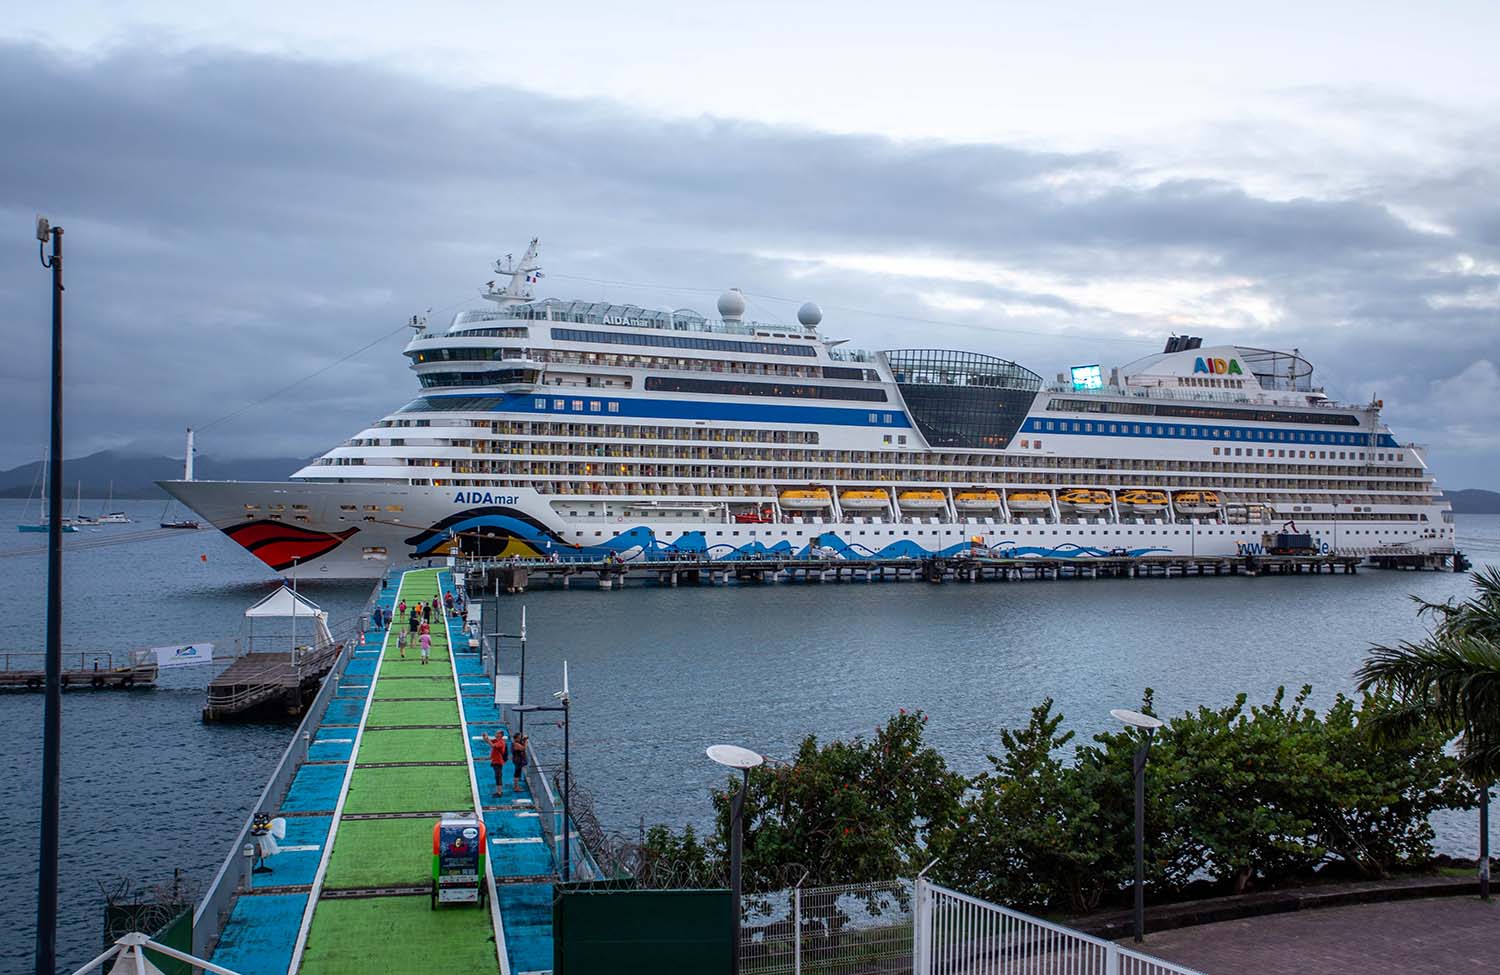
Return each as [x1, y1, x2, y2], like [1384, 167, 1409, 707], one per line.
[1136, 896, 1498, 974]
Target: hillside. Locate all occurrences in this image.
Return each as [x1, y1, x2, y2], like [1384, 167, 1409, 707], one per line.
[1446, 488, 1500, 514]
[0, 450, 310, 499]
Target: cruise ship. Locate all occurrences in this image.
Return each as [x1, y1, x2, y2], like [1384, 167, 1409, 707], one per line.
[162, 240, 1455, 580]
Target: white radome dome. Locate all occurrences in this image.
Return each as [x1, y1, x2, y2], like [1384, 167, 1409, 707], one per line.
[797, 301, 823, 327]
[717, 288, 747, 321]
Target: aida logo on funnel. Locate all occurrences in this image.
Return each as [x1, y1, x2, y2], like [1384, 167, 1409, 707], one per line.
[1194, 357, 1243, 375]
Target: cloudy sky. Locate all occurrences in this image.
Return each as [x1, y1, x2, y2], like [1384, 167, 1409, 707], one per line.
[2, 1, 1497, 486]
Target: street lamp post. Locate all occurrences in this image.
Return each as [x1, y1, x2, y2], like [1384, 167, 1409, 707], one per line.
[1481, 783, 1491, 902]
[515, 664, 568, 879]
[490, 606, 527, 732]
[34, 216, 65, 975]
[707, 744, 764, 975]
[1111, 708, 1163, 944]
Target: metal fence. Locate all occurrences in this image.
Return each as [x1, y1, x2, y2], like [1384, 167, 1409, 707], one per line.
[914, 879, 1204, 975]
[189, 635, 358, 957]
[742, 880, 914, 975]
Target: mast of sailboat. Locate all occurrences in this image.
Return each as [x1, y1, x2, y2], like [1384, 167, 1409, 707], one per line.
[184, 427, 195, 481]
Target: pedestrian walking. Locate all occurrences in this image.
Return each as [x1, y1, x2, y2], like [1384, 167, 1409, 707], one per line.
[419, 630, 432, 664]
[422, 601, 432, 623]
[397, 631, 407, 658]
[510, 734, 528, 795]
[397, 599, 406, 617]
[481, 730, 508, 796]
[408, 608, 419, 635]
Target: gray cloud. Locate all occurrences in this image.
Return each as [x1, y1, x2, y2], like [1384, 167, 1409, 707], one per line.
[1, 40, 1497, 486]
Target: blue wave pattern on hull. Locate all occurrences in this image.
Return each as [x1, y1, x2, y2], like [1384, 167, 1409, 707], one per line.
[436, 511, 1174, 562]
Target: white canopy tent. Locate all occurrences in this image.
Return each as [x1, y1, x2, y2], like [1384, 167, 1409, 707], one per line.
[241, 586, 334, 661]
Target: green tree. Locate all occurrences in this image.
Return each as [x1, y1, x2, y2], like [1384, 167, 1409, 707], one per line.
[1357, 567, 1500, 896]
[642, 710, 964, 889]
[930, 699, 1112, 912]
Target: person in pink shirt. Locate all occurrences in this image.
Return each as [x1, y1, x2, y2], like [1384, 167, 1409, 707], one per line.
[419, 630, 431, 664]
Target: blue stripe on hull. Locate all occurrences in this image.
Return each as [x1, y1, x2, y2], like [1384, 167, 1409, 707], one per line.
[422, 392, 912, 428]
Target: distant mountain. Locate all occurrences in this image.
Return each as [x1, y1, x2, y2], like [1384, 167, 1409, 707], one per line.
[1447, 489, 1500, 514]
[0, 450, 310, 499]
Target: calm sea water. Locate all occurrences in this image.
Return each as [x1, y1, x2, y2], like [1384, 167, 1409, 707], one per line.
[1, 498, 1496, 972]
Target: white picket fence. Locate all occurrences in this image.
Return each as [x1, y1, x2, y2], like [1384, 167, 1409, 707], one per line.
[913, 879, 1205, 975]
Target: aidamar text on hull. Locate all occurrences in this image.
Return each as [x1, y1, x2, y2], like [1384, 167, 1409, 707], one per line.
[162, 240, 1455, 580]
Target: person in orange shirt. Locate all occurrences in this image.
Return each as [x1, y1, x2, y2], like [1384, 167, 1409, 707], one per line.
[481, 731, 508, 797]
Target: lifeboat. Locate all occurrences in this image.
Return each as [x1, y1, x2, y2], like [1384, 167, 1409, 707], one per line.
[1058, 489, 1112, 513]
[1119, 489, 1169, 512]
[839, 489, 890, 511]
[954, 490, 1002, 511]
[1005, 490, 1053, 512]
[1173, 490, 1221, 515]
[779, 488, 832, 511]
[898, 490, 947, 511]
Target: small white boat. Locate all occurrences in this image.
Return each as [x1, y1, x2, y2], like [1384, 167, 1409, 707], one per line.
[839, 489, 889, 511]
[954, 490, 1002, 511]
[779, 488, 832, 511]
[1006, 491, 1053, 512]
[898, 490, 947, 511]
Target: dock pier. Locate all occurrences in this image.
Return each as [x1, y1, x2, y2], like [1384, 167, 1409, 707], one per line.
[192, 567, 564, 975]
[460, 551, 1374, 594]
[0, 650, 158, 691]
[203, 647, 343, 721]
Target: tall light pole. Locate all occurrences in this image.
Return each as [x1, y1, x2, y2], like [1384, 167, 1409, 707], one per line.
[35, 216, 64, 975]
[708, 744, 763, 975]
[515, 661, 569, 879]
[1481, 783, 1491, 903]
[490, 606, 526, 733]
[1111, 708, 1163, 944]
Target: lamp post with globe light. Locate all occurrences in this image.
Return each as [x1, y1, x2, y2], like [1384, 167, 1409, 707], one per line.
[1111, 708, 1164, 943]
[708, 743, 763, 975]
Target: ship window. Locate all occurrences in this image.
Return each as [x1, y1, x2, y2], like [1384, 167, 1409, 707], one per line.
[608, 402, 620, 413]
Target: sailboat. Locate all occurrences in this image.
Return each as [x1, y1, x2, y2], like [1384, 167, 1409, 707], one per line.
[96, 481, 132, 524]
[160, 428, 201, 529]
[17, 449, 78, 533]
[159, 500, 201, 530]
[70, 481, 99, 527]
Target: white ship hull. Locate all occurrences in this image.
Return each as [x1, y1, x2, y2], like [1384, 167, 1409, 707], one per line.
[160, 479, 1454, 581]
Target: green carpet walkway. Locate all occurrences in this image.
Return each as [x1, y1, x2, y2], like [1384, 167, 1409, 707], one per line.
[290, 568, 505, 975]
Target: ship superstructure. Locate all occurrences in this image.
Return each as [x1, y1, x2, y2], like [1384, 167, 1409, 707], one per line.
[163, 241, 1454, 579]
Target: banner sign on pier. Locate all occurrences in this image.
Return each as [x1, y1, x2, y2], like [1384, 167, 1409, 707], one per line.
[153, 643, 214, 668]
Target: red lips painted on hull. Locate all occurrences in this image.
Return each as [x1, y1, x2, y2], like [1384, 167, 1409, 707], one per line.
[222, 520, 360, 571]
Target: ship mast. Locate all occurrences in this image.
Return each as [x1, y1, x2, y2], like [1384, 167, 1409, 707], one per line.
[483, 238, 543, 308]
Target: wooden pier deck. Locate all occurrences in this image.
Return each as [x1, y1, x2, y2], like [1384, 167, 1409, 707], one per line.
[464, 551, 1373, 594]
[0, 651, 157, 691]
[204, 643, 346, 721]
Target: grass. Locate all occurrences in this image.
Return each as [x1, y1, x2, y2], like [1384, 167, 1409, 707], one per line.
[343, 764, 474, 815]
[323, 817, 437, 890]
[365, 698, 461, 727]
[299, 895, 497, 975]
[357, 727, 468, 765]
[372, 675, 455, 700]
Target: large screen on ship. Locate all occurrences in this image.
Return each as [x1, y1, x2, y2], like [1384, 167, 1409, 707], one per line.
[1070, 364, 1104, 390]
